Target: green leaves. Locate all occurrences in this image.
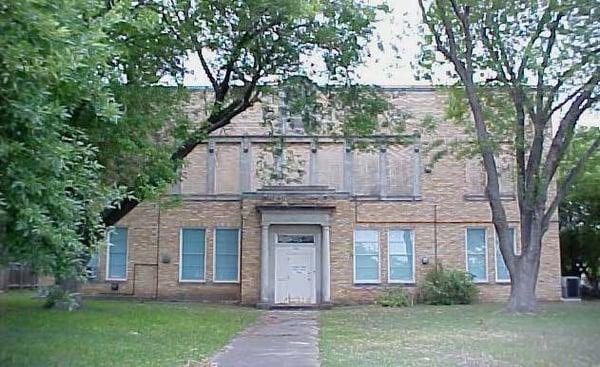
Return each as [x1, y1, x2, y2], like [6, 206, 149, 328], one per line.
[0, 0, 122, 280]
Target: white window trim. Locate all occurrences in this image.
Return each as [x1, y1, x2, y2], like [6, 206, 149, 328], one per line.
[179, 228, 207, 283]
[353, 229, 381, 284]
[494, 227, 517, 283]
[105, 227, 128, 281]
[465, 227, 489, 283]
[387, 229, 416, 284]
[212, 228, 241, 283]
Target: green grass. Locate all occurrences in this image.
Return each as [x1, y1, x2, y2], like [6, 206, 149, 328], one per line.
[0, 291, 261, 367]
[320, 302, 600, 367]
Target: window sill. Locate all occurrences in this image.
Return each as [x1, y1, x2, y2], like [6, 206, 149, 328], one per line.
[353, 282, 381, 286]
[495, 280, 511, 284]
[464, 194, 516, 201]
[105, 278, 127, 282]
[179, 279, 206, 284]
[213, 280, 240, 284]
[388, 281, 416, 286]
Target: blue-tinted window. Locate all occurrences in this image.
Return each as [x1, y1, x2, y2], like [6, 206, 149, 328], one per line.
[388, 230, 414, 282]
[107, 228, 127, 279]
[215, 229, 239, 282]
[181, 229, 205, 281]
[354, 230, 379, 283]
[496, 228, 515, 282]
[466, 228, 487, 282]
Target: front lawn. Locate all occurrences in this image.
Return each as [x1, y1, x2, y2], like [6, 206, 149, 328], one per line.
[320, 302, 600, 367]
[0, 291, 261, 367]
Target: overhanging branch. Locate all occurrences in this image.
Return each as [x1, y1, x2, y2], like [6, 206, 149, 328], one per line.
[543, 136, 600, 230]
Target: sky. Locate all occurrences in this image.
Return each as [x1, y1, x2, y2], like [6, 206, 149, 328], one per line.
[181, 1, 425, 87]
[178, 0, 597, 126]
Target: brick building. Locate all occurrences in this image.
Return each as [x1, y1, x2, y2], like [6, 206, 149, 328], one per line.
[83, 87, 562, 306]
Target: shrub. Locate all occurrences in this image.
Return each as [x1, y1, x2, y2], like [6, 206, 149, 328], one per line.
[43, 286, 81, 311]
[375, 288, 412, 307]
[420, 267, 478, 305]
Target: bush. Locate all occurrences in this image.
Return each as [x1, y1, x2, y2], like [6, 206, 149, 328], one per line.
[375, 288, 412, 307]
[420, 267, 478, 305]
[43, 286, 81, 311]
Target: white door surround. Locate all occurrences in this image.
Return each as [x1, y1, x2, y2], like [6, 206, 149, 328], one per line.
[257, 206, 333, 306]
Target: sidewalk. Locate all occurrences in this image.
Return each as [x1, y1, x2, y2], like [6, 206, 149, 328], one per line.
[211, 310, 319, 367]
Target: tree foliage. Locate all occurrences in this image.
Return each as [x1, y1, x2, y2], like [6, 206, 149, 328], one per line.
[560, 130, 600, 293]
[417, 0, 600, 312]
[0, 0, 122, 280]
[102, 0, 390, 226]
[0, 0, 191, 284]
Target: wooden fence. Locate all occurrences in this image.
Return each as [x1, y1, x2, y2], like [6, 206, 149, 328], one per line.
[0, 263, 38, 290]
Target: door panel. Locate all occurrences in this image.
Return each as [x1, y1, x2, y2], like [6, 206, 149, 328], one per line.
[274, 245, 316, 305]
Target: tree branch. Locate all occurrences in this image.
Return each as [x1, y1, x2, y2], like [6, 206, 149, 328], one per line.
[542, 71, 600, 187]
[195, 46, 219, 93]
[542, 136, 600, 231]
[535, 12, 563, 118]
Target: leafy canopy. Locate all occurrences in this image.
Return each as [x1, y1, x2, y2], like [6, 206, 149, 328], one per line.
[0, 0, 122, 279]
[0, 0, 191, 281]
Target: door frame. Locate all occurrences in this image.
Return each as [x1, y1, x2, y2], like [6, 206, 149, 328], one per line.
[256, 206, 334, 306]
[269, 225, 321, 305]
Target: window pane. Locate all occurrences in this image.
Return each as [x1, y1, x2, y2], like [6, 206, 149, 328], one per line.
[277, 234, 315, 244]
[389, 230, 414, 281]
[389, 230, 412, 255]
[390, 255, 413, 281]
[182, 229, 205, 255]
[109, 263, 126, 279]
[496, 228, 514, 281]
[496, 248, 510, 281]
[216, 255, 238, 280]
[354, 230, 379, 282]
[181, 229, 205, 280]
[467, 228, 486, 254]
[355, 255, 379, 281]
[355, 241, 379, 255]
[182, 265, 203, 280]
[108, 228, 127, 279]
[217, 229, 239, 253]
[355, 230, 377, 243]
[215, 229, 239, 281]
[468, 254, 486, 281]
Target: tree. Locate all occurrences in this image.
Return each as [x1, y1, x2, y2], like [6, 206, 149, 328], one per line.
[560, 130, 600, 295]
[0, 0, 191, 302]
[417, 0, 600, 312]
[0, 0, 124, 284]
[101, 0, 389, 227]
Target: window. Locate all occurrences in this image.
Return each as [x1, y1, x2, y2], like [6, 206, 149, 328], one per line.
[106, 228, 127, 280]
[495, 228, 516, 283]
[214, 229, 240, 282]
[354, 230, 380, 283]
[466, 228, 487, 282]
[388, 230, 414, 283]
[180, 228, 206, 282]
[277, 234, 315, 244]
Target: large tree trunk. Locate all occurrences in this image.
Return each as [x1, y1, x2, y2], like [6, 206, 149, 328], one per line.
[506, 228, 543, 313]
[506, 262, 539, 313]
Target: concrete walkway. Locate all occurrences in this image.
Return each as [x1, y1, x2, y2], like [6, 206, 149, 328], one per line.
[211, 310, 319, 367]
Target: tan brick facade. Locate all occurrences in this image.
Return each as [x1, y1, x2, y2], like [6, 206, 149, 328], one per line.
[83, 88, 562, 304]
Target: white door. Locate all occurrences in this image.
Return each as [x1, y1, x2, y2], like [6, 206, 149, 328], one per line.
[274, 245, 316, 305]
